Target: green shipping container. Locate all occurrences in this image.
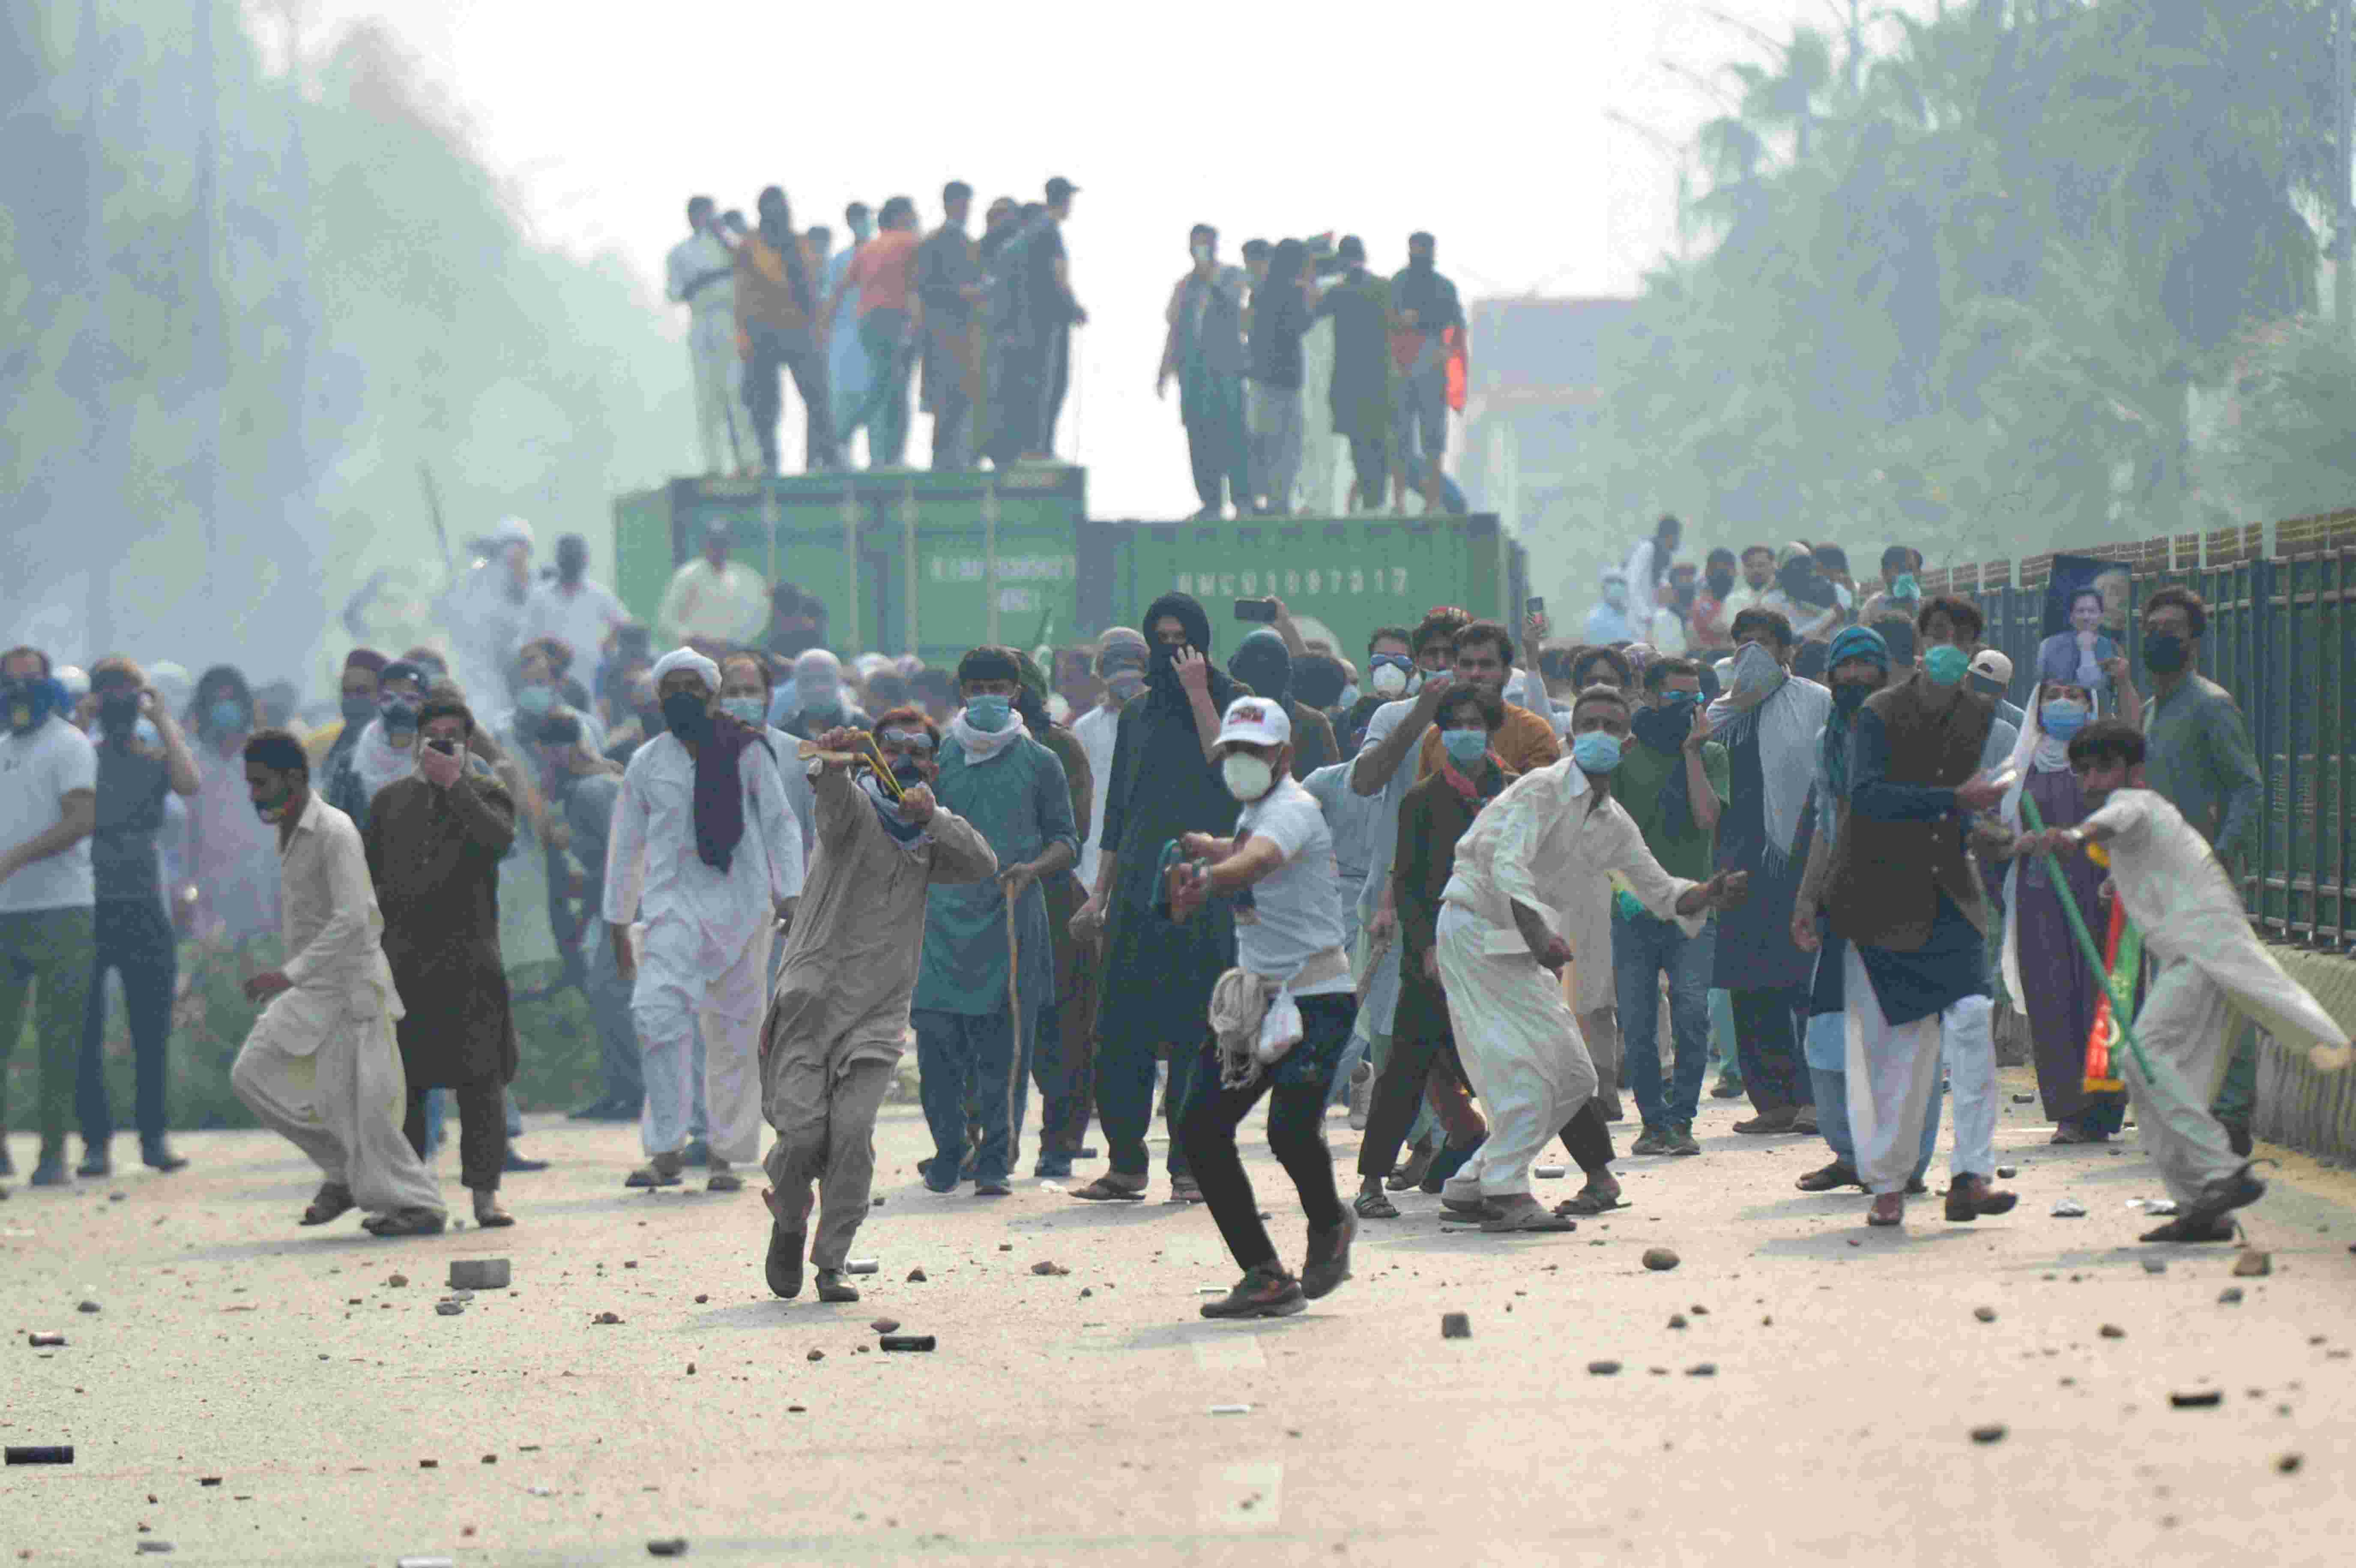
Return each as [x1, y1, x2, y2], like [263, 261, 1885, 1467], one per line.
[1079, 514, 1528, 660]
[614, 467, 1088, 662]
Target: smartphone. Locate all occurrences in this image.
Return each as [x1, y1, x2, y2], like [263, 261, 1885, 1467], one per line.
[1235, 598, 1280, 623]
[1526, 596, 1546, 617]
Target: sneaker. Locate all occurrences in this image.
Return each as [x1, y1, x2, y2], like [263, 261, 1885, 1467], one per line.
[1629, 1125, 1671, 1157]
[1709, 1073, 1743, 1100]
[1301, 1216, 1355, 1301]
[502, 1149, 550, 1174]
[140, 1135, 188, 1174]
[76, 1143, 111, 1179]
[1667, 1124, 1702, 1156]
[30, 1151, 69, 1187]
[974, 1180, 1013, 1197]
[1033, 1154, 1074, 1180]
[918, 1157, 959, 1195]
[1346, 1060, 1374, 1131]
[814, 1268, 860, 1303]
[1199, 1263, 1306, 1320]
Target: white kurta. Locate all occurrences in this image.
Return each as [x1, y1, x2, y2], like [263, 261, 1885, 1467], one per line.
[604, 730, 803, 1164]
[1435, 760, 1704, 1198]
[656, 560, 770, 650]
[1073, 701, 1121, 891]
[229, 793, 443, 1218]
[2084, 789, 2346, 1204]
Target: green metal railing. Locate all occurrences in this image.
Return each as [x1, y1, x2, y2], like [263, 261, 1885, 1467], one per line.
[1940, 525, 2355, 953]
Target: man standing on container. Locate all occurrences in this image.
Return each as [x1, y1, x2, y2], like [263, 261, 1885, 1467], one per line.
[667, 194, 753, 476]
[760, 711, 997, 1301]
[917, 181, 983, 471]
[1389, 231, 1463, 516]
[1157, 225, 1253, 520]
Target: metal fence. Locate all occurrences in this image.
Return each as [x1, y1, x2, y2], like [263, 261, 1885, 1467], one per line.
[1921, 511, 2356, 954]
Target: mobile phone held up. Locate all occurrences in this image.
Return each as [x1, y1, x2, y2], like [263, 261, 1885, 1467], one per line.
[1235, 597, 1280, 624]
[1526, 596, 1546, 617]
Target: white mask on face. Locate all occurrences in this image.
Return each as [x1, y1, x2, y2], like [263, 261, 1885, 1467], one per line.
[1370, 664, 1408, 698]
[1220, 753, 1276, 802]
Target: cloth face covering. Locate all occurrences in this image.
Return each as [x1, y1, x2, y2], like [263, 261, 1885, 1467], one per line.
[2141, 633, 2188, 674]
[1921, 644, 1968, 687]
[1571, 732, 1623, 774]
[1221, 753, 1275, 802]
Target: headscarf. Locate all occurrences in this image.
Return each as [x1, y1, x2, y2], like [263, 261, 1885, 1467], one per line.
[1227, 627, 1292, 705]
[652, 647, 768, 874]
[1141, 591, 1236, 717]
[1095, 627, 1147, 675]
[1818, 624, 1889, 806]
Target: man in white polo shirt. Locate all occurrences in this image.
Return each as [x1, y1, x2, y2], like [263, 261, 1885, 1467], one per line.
[0, 646, 99, 1188]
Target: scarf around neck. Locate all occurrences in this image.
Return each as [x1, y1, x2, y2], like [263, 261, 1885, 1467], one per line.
[1705, 659, 1829, 872]
[685, 714, 771, 873]
[948, 708, 1024, 763]
[1437, 755, 1504, 808]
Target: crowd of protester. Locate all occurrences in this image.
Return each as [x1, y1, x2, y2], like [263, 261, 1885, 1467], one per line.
[667, 178, 1083, 479]
[666, 179, 1471, 523]
[2, 504, 2341, 1313]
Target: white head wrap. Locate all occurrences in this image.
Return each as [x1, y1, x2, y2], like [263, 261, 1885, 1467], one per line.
[650, 647, 720, 695]
[492, 516, 535, 548]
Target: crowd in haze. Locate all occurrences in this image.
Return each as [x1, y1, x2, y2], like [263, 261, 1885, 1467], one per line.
[666, 176, 1469, 520]
[0, 501, 2341, 1306]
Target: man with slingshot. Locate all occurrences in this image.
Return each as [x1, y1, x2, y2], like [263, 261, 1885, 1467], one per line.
[2008, 719, 2353, 1242]
[757, 711, 996, 1300]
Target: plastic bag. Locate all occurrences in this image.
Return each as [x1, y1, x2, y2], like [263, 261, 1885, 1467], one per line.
[1256, 988, 1304, 1065]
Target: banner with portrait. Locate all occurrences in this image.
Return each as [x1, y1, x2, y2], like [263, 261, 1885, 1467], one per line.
[2035, 554, 2131, 708]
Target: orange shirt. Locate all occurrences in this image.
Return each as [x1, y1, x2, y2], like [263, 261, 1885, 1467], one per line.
[1416, 701, 1560, 780]
[848, 230, 920, 316]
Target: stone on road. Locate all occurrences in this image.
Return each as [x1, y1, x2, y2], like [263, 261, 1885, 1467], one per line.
[3, 1075, 2354, 1564]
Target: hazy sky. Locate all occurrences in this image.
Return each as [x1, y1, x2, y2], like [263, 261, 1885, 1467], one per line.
[265, 0, 1922, 520]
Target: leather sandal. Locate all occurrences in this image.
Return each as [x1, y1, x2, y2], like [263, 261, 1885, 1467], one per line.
[299, 1183, 356, 1226]
[1353, 1189, 1400, 1220]
[1069, 1175, 1147, 1202]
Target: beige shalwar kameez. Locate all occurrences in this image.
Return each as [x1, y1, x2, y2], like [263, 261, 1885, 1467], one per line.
[2085, 789, 2346, 1206]
[760, 765, 996, 1269]
[1434, 760, 1703, 1201]
[230, 792, 444, 1220]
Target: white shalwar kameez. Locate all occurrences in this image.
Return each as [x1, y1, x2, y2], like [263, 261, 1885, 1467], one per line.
[667, 228, 754, 474]
[1435, 759, 1703, 1201]
[604, 727, 803, 1166]
[230, 793, 444, 1219]
[2084, 789, 2346, 1205]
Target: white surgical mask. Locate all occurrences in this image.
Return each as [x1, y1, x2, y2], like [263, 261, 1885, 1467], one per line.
[1220, 753, 1275, 802]
[1370, 664, 1408, 698]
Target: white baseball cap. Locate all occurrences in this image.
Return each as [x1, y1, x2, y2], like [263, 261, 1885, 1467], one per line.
[1215, 696, 1292, 750]
[1968, 648, 2012, 686]
[491, 516, 535, 548]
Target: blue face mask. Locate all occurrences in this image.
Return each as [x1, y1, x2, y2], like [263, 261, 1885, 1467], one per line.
[1440, 728, 1488, 765]
[1571, 731, 1623, 774]
[2040, 697, 2089, 739]
[964, 695, 1014, 733]
[1890, 573, 1919, 601]
[515, 686, 555, 717]
[721, 696, 766, 726]
[1337, 684, 1360, 710]
[1921, 644, 1969, 687]
[207, 698, 246, 735]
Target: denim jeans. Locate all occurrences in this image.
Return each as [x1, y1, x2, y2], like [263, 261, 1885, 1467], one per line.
[75, 898, 178, 1146]
[585, 920, 644, 1112]
[0, 906, 97, 1151]
[1615, 912, 1716, 1129]
[1707, 988, 1740, 1085]
[914, 1008, 1017, 1186]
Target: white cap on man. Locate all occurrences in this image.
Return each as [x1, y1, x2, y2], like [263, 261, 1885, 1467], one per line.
[1214, 696, 1292, 751]
[491, 516, 535, 548]
[1968, 648, 2012, 687]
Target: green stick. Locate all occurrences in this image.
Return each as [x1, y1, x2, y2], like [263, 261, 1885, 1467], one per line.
[2020, 795, 2155, 1081]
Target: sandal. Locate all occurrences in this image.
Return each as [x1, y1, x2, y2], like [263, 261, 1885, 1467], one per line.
[1167, 1176, 1205, 1204]
[361, 1207, 447, 1239]
[1353, 1189, 1400, 1220]
[1481, 1204, 1579, 1233]
[1552, 1188, 1627, 1217]
[1866, 1195, 1905, 1228]
[299, 1183, 355, 1226]
[1387, 1143, 1438, 1192]
[1069, 1175, 1147, 1203]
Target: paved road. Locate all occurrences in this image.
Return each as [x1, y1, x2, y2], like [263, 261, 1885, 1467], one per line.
[5, 1067, 2353, 1566]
